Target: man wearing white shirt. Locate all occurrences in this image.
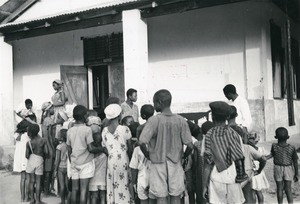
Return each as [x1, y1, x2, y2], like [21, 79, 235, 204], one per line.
[223, 84, 252, 131]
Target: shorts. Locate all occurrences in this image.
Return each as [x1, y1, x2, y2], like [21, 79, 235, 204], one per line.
[58, 167, 67, 174]
[89, 184, 106, 191]
[71, 160, 95, 180]
[89, 154, 107, 191]
[149, 160, 185, 198]
[209, 180, 245, 204]
[137, 184, 150, 200]
[274, 165, 294, 181]
[26, 154, 44, 175]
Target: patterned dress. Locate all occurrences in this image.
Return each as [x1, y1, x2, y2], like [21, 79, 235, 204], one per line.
[102, 125, 133, 204]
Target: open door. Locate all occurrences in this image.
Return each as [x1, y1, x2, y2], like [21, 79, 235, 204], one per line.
[60, 65, 88, 107]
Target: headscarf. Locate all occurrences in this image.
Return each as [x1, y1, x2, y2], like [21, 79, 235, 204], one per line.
[53, 79, 64, 87]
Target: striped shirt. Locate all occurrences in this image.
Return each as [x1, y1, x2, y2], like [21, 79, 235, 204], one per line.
[204, 126, 244, 172]
[271, 143, 298, 166]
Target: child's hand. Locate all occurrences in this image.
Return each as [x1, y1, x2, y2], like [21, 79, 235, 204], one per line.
[294, 175, 299, 182]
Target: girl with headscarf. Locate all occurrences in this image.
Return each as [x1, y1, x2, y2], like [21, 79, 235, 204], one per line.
[51, 79, 67, 124]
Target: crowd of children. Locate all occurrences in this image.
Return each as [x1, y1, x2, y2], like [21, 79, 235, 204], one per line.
[12, 86, 299, 204]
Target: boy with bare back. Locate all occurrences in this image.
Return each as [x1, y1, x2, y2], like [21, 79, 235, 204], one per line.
[26, 124, 48, 204]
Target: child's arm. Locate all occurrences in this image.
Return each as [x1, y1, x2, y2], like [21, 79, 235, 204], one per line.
[127, 139, 133, 159]
[265, 154, 273, 160]
[67, 145, 72, 162]
[25, 142, 31, 159]
[140, 143, 149, 160]
[130, 168, 138, 186]
[43, 139, 49, 157]
[202, 158, 214, 201]
[293, 148, 299, 182]
[183, 142, 194, 159]
[87, 143, 107, 154]
[53, 149, 61, 178]
[255, 156, 267, 175]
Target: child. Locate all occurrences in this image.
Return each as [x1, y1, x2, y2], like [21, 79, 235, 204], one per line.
[102, 104, 133, 203]
[121, 115, 134, 127]
[54, 129, 69, 204]
[228, 105, 249, 144]
[203, 101, 246, 204]
[129, 141, 154, 204]
[40, 102, 56, 197]
[25, 124, 48, 204]
[67, 105, 105, 204]
[139, 89, 194, 204]
[15, 99, 35, 124]
[267, 127, 298, 204]
[136, 104, 155, 139]
[247, 133, 269, 204]
[88, 125, 107, 204]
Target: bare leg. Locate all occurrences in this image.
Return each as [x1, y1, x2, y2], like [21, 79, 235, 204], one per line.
[90, 191, 98, 204]
[71, 179, 79, 204]
[170, 195, 181, 204]
[29, 173, 35, 204]
[284, 180, 293, 204]
[255, 190, 264, 204]
[25, 173, 30, 201]
[44, 172, 50, 196]
[58, 170, 66, 204]
[99, 190, 106, 204]
[20, 171, 26, 202]
[35, 175, 45, 204]
[276, 181, 284, 204]
[79, 178, 91, 204]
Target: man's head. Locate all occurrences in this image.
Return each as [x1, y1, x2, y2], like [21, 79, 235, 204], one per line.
[223, 84, 237, 101]
[275, 127, 289, 141]
[141, 104, 155, 120]
[126, 88, 137, 102]
[25, 99, 33, 110]
[209, 101, 233, 123]
[153, 89, 172, 112]
[73, 105, 88, 122]
[27, 123, 40, 138]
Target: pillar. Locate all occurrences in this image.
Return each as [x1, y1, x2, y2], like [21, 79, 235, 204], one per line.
[0, 36, 14, 146]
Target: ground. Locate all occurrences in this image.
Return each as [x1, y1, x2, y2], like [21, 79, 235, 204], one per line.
[0, 139, 300, 204]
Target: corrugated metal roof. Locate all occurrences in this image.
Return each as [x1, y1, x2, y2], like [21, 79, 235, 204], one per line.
[0, 0, 142, 28]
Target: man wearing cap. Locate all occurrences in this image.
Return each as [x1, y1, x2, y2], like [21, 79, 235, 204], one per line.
[223, 84, 252, 131]
[203, 101, 247, 204]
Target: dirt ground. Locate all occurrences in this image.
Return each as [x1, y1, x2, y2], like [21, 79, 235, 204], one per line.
[1, 139, 299, 204]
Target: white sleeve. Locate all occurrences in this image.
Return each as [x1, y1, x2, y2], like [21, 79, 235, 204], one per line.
[241, 98, 252, 130]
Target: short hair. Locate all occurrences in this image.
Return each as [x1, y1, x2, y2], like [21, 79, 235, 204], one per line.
[201, 121, 214, 135]
[105, 97, 120, 107]
[27, 124, 40, 136]
[229, 106, 238, 119]
[275, 127, 288, 139]
[121, 115, 134, 125]
[73, 105, 87, 121]
[129, 122, 140, 138]
[153, 89, 172, 106]
[59, 129, 67, 142]
[223, 84, 237, 95]
[126, 88, 137, 98]
[141, 104, 154, 118]
[86, 109, 98, 117]
[25, 99, 32, 105]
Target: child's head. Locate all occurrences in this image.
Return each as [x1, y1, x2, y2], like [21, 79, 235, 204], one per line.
[91, 125, 101, 144]
[25, 99, 33, 110]
[73, 105, 88, 122]
[86, 109, 98, 117]
[59, 128, 67, 143]
[248, 132, 259, 146]
[41, 101, 52, 112]
[209, 101, 232, 123]
[27, 124, 40, 138]
[229, 105, 238, 120]
[153, 89, 172, 112]
[275, 127, 289, 142]
[141, 104, 154, 120]
[121, 116, 134, 127]
[86, 116, 102, 127]
[126, 88, 137, 102]
[201, 121, 214, 135]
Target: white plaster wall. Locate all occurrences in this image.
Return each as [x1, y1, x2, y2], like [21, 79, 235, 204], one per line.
[13, 23, 122, 121]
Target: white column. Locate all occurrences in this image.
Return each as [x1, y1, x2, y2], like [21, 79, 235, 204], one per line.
[122, 9, 149, 106]
[0, 37, 14, 146]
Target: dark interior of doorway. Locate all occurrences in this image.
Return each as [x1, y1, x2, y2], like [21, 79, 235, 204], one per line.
[92, 65, 109, 119]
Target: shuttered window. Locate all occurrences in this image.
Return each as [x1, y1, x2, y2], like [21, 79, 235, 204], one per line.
[83, 33, 123, 65]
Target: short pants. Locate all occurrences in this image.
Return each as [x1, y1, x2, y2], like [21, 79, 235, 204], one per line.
[149, 160, 185, 198]
[26, 154, 44, 175]
[71, 160, 95, 180]
[274, 165, 294, 181]
[89, 155, 107, 191]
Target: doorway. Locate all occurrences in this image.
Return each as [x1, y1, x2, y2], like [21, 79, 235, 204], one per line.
[92, 65, 109, 115]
